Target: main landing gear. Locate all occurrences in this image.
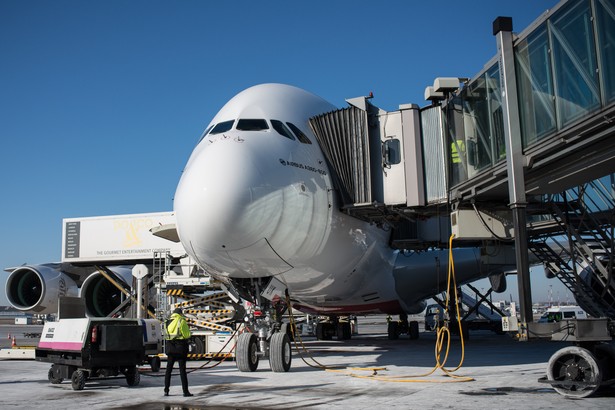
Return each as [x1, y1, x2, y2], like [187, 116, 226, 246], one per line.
[387, 313, 420, 340]
[315, 316, 354, 340]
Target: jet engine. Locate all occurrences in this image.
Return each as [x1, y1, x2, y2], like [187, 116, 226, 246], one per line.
[79, 266, 134, 317]
[5, 264, 79, 314]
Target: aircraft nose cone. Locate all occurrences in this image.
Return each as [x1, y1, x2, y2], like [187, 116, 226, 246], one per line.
[174, 140, 265, 254]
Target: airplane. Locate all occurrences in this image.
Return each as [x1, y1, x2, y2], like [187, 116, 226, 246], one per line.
[172, 83, 516, 372]
[3, 83, 518, 372]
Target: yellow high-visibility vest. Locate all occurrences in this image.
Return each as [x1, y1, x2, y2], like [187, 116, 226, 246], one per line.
[451, 139, 465, 164]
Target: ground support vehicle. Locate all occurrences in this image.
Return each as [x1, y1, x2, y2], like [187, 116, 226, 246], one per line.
[36, 318, 162, 390]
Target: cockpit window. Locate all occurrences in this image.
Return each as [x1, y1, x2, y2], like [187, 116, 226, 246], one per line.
[197, 124, 215, 143]
[271, 120, 296, 140]
[210, 120, 234, 135]
[236, 119, 269, 131]
[286, 122, 312, 144]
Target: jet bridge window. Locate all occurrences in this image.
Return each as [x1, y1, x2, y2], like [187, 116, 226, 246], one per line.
[237, 119, 269, 131]
[271, 120, 296, 140]
[209, 120, 234, 135]
[286, 122, 312, 144]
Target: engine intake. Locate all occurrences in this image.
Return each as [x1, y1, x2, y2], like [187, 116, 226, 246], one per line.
[80, 267, 133, 317]
[5, 265, 79, 314]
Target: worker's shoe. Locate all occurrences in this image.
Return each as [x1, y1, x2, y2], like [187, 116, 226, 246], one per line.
[164, 390, 169, 396]
[183, 392, 193, 397]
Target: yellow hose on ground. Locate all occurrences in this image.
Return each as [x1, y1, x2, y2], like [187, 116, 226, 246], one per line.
[288, 234, 474, 383]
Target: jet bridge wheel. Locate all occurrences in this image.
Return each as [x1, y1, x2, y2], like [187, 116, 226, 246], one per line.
[269, 332, 292, 372]
[547, 346, 602, 398]
[236, 332, 259, 372]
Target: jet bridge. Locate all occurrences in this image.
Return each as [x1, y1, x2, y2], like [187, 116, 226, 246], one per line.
[309, 97, 450, 250]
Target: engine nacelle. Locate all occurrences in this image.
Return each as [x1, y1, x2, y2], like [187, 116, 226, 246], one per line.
[80, 266, 134, 317]
[5, 264, 79, 314]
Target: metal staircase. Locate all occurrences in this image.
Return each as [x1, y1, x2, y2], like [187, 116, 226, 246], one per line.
[529, 179, 615, 318]
[153, 250, 170, 321]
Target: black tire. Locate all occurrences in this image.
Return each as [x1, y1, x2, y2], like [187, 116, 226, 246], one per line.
[125, 366, 140, 387]
[316, 322, 333, 340]
[336, 322, 351, 340]
[547, 346, 602, 398]
[190, 337, 205, 355]
[150, 356, 161, 373]
[409, 321, 419, 340]
[387, 321, 399, 340]
[461, 322, 470, 341]
[269, 332, 292, 372]
[48, 365, 63, 384]
[236, 332, 259, 372]
[316, 323, 325, 340]
[71, 370, 86, 391]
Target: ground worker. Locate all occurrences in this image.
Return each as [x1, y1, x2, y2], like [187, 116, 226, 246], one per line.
[164, 307, 193, 397]
[450, 137, 466, 184]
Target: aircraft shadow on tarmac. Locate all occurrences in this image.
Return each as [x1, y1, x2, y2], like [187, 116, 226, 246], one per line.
[290, 331, 572, 369]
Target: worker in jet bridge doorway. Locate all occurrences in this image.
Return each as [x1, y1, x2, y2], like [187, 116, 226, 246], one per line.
[164, 307, 193, 397]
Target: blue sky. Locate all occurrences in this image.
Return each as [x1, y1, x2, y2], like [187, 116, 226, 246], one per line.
[0, 0, 565, 306]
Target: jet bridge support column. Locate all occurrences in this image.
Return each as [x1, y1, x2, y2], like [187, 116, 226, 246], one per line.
[494, 17, 533, 340]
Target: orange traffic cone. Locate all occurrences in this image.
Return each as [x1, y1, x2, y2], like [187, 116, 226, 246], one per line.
[11, 336, 16, 348]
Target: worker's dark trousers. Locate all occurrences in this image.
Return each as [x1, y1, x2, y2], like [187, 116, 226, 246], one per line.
[164, 353, 189, 394]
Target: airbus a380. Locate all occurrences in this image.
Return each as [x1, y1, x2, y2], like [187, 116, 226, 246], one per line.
[173, 83, 514, 372]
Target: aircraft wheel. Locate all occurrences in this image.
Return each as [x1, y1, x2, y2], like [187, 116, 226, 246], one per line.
[71, 370, 87, 391]
[316, 323, 325, 340]
[547, 346, 602, 398]
[316, 322, 334, 340]
[409, 321, 419, 340]
[125, 366, 140, 387]
[48, 365, 63, 384]
[236, 333, 259, 372]
[387, 321, 399, 340]
[336, 322, 351, 340]
[269, 332, 292, 372]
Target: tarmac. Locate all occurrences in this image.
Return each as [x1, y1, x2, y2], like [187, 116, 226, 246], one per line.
[1, 319, 614, 409]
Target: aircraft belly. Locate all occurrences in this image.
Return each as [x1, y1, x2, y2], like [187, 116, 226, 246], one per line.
[392, 248, 484, 309]
[280, 219, 400, 313]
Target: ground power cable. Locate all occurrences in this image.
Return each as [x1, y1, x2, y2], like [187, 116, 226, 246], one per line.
[285, 292, 346, 371]
[286, 234, 474, 383]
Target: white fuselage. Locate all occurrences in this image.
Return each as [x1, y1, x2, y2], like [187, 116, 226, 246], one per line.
[174, 83, 505, 315]
[174, 84, 401, 313]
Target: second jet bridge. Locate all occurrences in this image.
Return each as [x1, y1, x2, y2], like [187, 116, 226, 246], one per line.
[309, 97, 451, 249]
[309, 97, 427, 208]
